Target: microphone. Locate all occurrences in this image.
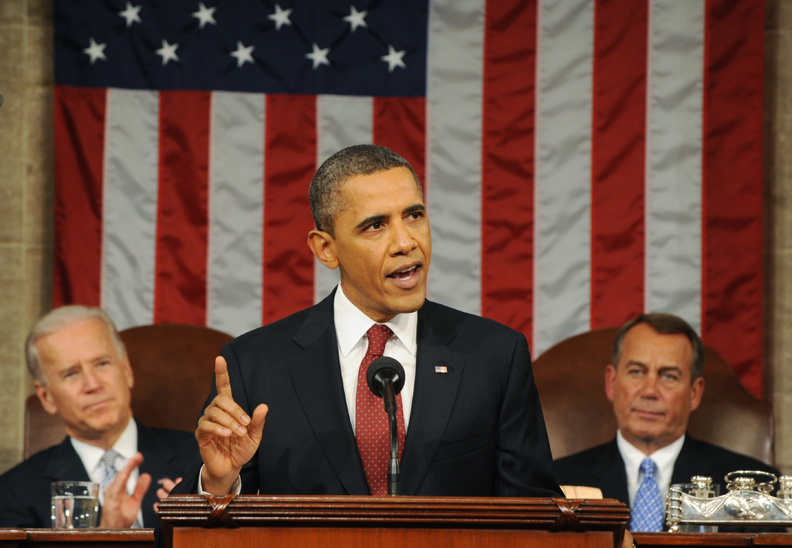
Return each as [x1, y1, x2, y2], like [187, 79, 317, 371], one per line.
[366, 356, 406, 496]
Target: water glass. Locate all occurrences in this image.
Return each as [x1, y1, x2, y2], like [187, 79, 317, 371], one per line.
[51, 481, 100, 529]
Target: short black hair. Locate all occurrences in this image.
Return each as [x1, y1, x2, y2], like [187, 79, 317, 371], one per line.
[309, 144, 422, 236]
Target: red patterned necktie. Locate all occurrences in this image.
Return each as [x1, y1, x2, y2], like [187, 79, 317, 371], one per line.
[355, 324, 406, 495]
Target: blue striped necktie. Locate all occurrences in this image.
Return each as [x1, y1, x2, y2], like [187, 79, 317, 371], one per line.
[630, 458, 664, 531]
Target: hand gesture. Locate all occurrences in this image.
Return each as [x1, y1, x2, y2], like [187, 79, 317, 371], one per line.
[196, 355, 268, 495]
[99, 452, 151, 528]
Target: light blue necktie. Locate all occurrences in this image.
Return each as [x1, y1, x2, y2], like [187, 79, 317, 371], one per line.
[630, 458, 664, 531]
[98, 449, 121, 498]
[98, 449, 143, 528]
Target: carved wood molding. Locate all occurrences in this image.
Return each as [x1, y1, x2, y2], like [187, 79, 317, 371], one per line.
[159, 495, 629, 532]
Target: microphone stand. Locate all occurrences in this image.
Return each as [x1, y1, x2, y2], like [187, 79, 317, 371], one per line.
[382, 378, 400, 496]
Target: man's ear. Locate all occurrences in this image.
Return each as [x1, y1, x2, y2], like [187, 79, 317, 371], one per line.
[122, 352, 134, 390]
[34, 380, 59, 416]
[689, 376, 705, 413]
[604, 364, 617, 402]
[307, 229, 339, 270]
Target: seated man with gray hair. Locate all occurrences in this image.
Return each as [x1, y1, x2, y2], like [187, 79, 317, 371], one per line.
[553, 313, 779, 532]
[0, 306, 196, 528]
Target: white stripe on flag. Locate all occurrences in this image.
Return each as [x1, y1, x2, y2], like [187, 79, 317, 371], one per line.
[533, 0, 594, 355]
[426, 0, 485, 315]
[207, 92, 265, 336]
[102, 88, 159, 330]
[206, 92, 265, 335]
[645, 0, 704, 331]
[314, 95, 373, 303]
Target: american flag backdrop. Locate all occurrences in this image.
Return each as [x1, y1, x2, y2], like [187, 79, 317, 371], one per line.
[53, 0, 765, 396]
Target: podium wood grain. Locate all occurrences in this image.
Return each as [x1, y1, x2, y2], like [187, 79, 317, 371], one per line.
[158, 495, 631, 548]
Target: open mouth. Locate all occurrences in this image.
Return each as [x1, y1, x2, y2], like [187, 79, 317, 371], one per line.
[387, 263, 423, 289]
[388, 265, 419, 280]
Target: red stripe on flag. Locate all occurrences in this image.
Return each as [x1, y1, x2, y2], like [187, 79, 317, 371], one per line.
[701, 0, 764, 397]
[481, 0, 536, 336]
[590, 0, 647, 329]
[263, 94, 317, 324]
[53, 85, 106, 308]
[154, 91, 211, 324]
[373, 97, 426, 189]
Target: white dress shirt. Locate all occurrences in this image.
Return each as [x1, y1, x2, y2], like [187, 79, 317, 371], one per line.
[617, 430, 685, 507]
[334, 283, 418, 431]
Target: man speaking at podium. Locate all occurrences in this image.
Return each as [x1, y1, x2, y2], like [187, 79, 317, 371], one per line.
[173, 145, 561, 499]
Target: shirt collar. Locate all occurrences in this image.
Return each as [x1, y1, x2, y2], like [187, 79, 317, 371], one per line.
[334, 284, 417, 358]
[617, 429, 685, 485]
[71, 418, 139, 472]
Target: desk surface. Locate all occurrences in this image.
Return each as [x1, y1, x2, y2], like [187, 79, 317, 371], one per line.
[634, 532, 792, 546]
[0, 529, 790, 547]
[0, 529, 153, 547]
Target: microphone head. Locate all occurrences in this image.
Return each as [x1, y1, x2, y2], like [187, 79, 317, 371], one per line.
[366, 356, 406, 398]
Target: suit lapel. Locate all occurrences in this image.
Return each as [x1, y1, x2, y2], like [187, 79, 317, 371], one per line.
[137, 424, 179, 525]
[45, 438, 91, 482]
[400, 302, 465, 495]
[671, 437, 711, 485]
[288, 294, 369, 495]
[591, 439, 631, 504]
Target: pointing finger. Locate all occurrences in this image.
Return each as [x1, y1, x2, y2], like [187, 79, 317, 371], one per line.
[215, 355, 233, 399]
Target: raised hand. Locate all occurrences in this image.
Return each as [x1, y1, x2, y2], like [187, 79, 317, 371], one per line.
[196, 355, 268, 495]
[99, 452, 151, 528]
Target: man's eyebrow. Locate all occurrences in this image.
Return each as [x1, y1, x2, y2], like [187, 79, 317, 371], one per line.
[355, 214, 387, 230]
[624, 359, 647, 368]
[355, 204, 426, 230]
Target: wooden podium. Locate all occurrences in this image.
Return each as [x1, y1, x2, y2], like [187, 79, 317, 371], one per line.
[158, 495, 630, 548]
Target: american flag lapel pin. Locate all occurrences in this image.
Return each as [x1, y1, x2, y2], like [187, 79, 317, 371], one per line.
[435, 365, 448, 374]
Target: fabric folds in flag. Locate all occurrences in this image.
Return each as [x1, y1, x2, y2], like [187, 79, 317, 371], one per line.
[53, 0, 765, 395]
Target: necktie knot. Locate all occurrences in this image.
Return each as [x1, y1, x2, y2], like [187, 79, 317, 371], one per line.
[640, 457, 656, 479]
[366, 324, 393, 358]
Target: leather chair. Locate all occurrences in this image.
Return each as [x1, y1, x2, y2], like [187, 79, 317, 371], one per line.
[24, 323, 233, 459]
[532, 327, 774, 465]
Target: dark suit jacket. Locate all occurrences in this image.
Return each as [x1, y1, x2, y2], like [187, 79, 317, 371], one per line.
[176, 293, 561, 497]
[0, 422, 196, 528]
[553, 436, 780, 511]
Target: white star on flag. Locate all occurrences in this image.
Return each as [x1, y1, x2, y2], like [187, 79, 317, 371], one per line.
[231, 41, 255, 67]
[83, 37, 107, 64]
[306, 43, 330, 69]
[269, 4, 292, 31]
[192, 2, 217, 30]
[381, 45, 406, 72]
[118, 2, 142, 27]
[343, 6, 368, 32]
[155, 39, 179, 66]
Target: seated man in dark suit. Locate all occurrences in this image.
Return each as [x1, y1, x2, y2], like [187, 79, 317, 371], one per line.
[173, 144, 562, 499]
[0, 306, 197, 528]
[553, 313, 779, 532]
